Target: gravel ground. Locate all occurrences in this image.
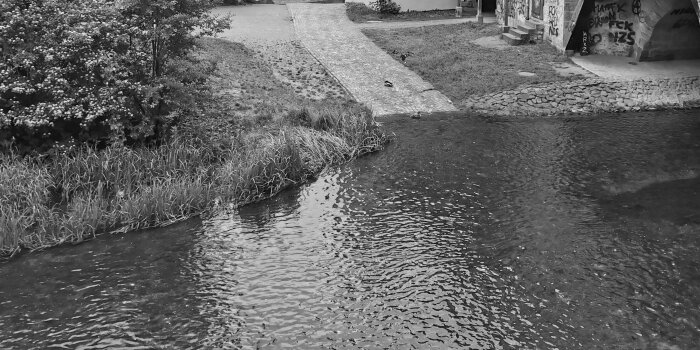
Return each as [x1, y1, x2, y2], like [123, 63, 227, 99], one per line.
[212, 5, 349, 101]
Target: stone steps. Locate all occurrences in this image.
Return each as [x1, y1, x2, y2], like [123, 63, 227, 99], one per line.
[510, 28, 529, 40]
[519, 22, 537, 36]
[502, 21, 539, 46]
[502, 32, 525, 45]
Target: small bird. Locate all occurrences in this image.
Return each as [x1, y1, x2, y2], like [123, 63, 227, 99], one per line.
[384, 80, 393, 87]
[400, 54, 407, 62]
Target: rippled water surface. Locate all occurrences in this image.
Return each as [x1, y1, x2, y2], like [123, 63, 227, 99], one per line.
[2, 111, 700, 349]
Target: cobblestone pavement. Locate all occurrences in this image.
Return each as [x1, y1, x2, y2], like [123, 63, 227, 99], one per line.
[357, 15, 496, 29]
[287, 3, 458, 116]
[463, 76, 700, 117]
[213, 5, 348, 100]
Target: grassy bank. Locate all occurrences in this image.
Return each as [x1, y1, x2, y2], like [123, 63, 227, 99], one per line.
[362, 23, 581, 109]
[345, 2, 461, 23]
[0, 38, 389, 258]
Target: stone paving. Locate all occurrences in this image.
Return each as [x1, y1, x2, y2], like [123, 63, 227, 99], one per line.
[463, 76, 700, 117]
[212, 5, 295, 44]
[287, 3, 457, 116]
[571, 55, 700, 81]
[213, 5, 348, 100]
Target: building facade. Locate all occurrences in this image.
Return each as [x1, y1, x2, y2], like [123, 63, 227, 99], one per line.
[497, 0, 700, 60]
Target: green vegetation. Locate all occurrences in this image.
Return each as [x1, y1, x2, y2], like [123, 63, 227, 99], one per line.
[0, 3, 389, 258]
[346, 2, 378, 22]
[0, 110, 385, 257]
[362, 23, 578, 109]
[345, 2, 459, 23]
[0, 0, 230, 153]
[369, 0, 401, 15]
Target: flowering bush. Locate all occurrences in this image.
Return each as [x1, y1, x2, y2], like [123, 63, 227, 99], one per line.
[0, 0, 228, 152]
[370, 0, 401, 15]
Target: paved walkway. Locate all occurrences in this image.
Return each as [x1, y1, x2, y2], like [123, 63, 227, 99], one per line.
[357, 15, 496, 29]
[287, 3, 457, 115]
[211, 5, 295, 44]
[212, 5, 349, 100]
[571, 55, 700, 81]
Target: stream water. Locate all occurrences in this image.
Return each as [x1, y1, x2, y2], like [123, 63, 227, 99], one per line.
[2, 110, 700, 349]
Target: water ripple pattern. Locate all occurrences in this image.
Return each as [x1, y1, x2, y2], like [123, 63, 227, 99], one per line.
[1, 110, 700, 349]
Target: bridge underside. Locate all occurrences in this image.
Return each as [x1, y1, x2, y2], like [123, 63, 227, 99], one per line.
[564, 0, 700, 61]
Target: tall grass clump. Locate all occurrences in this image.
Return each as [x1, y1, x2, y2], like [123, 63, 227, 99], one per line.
[0, 155, 54, 252]
[0, 105, 389, 258]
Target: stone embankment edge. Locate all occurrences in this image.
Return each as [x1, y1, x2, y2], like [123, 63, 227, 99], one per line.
[463, 76, 700, 117]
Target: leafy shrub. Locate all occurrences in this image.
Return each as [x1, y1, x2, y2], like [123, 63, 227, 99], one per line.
[222, 0, 263, 4]
[370, 0, 401, 15]
[0, 0, 229, 153]
[345, 2, 378, 22]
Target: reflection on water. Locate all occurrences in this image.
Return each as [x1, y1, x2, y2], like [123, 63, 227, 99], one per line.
[1, 111, 700, 349]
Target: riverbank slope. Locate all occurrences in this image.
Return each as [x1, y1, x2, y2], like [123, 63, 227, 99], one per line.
[0, 33, 389, 259]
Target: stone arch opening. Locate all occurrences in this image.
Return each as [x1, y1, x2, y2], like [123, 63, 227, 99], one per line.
[640, 2, 700, 61]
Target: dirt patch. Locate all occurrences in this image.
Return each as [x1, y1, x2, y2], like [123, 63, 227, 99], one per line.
[251, 41, 349, 100]
[550, 61, 596, 79]
[471, 34, 511, 50]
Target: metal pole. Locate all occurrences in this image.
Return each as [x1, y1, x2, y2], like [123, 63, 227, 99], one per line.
[476, 0, 483, 23]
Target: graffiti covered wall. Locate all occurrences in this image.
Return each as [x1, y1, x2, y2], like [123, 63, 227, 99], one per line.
[583, 0, 637, 56]
[501, 0, 567, 49]
[496, 0, 505, 23]
[576, 0, 700, 59]
[499, 0, 700, 59]
[544, 0, 566, 49]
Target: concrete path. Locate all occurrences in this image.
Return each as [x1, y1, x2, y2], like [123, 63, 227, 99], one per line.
[571, 55, 700, 81]
[357, 15, 496, 29]
[287, 3, 458, 116]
